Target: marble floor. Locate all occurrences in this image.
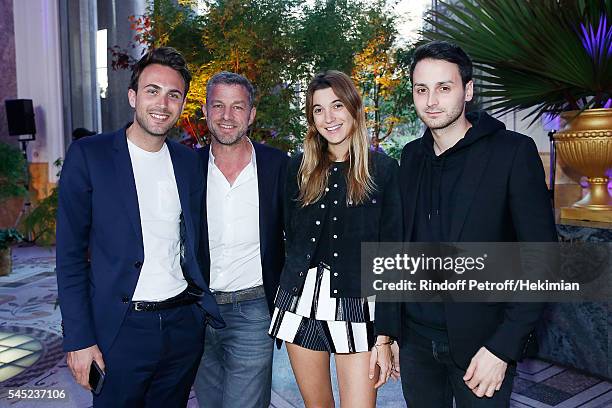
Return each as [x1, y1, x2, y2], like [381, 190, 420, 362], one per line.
[0, 246, 610, 407]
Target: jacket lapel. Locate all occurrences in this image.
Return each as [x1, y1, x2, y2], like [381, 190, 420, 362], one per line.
[112, 130, 144, 247]
[200, 146, 211, 283]
[167, 141, 195, 257]
[448, 137, 492, 241]
[254, 143, 271, 262]
[402, 142, 425, 241]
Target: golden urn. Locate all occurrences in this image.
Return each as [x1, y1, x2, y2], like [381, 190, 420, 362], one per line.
[553, 108, 612, 222]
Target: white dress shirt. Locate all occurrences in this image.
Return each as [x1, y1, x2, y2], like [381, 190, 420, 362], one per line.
[207, 141, 263, 292]
[127, 138, 187, 301]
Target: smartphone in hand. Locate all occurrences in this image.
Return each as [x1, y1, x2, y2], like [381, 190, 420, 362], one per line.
[89, 360, 105, 395]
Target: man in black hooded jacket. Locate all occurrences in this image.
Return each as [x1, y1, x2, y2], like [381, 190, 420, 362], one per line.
[396, 41, 558, 407]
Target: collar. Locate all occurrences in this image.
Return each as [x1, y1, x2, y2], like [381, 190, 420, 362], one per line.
[208, 138, 258, 176]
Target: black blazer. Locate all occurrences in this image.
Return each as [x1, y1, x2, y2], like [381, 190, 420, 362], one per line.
[399, 122, 558, 368]
[280, 151, 403, 338]
[280, 151, 402, 295]
[197, 141, 288, 314]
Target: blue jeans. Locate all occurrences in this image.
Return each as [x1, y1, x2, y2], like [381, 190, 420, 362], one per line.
[399, 330, 516, 408]
[193, 295, 274, 408]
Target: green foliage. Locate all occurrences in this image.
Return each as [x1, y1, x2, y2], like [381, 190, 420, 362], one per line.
[22, 189, 57, 246]
[0, 228, 23, 250]
[296, 0, 379, 75]
[112, 0, 422, 152]
[354, 33, 418, 149]
[21, 158, 62, 246]
[197, 0, 304, 147]
[0, 142, 27, 201]
[422, 0, 612, 123]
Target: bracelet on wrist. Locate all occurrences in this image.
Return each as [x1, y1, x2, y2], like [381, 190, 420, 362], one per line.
[373, 339, 395, 347]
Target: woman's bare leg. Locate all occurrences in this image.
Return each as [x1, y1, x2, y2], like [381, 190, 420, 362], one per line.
[335, 351, 378, 408]
[286, 342, 335, 408]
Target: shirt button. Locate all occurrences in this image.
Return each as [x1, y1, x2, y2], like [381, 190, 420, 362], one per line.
[333, 200, 338, 205]
[311, 237, 316, 242]
[316, 220, 321, 225]
[372, 199, 377, 204]
[333, 217, 337, 221]
[334, 184, 338, 188]
[333, 167, 338, 172]
[306, 254, 311, 259]
[292, 287, 298, 293]
[333, 272, 338, 277]
[333, 289, 338, 294]
[325, 187, 330, 192]
[320, 204, 325, 209]
[333, 235, 338, 239]
[299, 272, 304, 277]
[333, 253, 338, 257]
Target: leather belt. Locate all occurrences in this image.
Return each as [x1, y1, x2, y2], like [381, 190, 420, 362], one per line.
[212, 285, 265, 305]
[130, 289, 198, 312]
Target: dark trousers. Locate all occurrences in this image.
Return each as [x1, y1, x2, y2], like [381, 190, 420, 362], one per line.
[399, 330, 516, 408]
[93, 303, 206, 408]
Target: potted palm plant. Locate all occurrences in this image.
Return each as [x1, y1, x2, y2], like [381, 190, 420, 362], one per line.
[0, 229, 22, 276]
[422, 0, 612, 222]
[0, 142, 27, 275]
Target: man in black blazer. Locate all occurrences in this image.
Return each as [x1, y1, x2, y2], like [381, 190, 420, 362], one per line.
[397, 41, 558, 407]
[193, 72, 287, 408]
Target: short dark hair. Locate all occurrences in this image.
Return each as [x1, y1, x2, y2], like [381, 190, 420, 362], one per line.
[129, 47, 192, 97]
[206, 72, 255, 107]
[410, 41, 473, 87]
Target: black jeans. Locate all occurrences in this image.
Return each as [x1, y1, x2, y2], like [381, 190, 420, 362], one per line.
[399, 330, 516, 408]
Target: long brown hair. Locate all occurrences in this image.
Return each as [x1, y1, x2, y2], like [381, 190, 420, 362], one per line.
[297, 71, 374, 206]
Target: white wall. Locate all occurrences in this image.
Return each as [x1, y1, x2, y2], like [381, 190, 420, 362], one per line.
[496, 110, 554, 153]
[13, 0, 64, 183]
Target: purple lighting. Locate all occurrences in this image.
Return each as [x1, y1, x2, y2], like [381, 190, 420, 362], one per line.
[579, 14, 612, 64]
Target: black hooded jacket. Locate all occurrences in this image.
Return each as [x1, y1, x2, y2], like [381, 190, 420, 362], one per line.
[407, 112, 506, 343]
[398, 111, 558, 367]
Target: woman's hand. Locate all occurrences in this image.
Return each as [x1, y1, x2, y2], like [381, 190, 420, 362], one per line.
[368, 335, 393, 389]
[390, 340, 400, 380]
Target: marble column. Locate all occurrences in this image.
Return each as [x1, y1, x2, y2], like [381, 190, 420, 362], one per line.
[13, 0, 64, 187]
[59, 0, 99, 138]
[98, 0, 146, 133]
[0, 0, 18, 147]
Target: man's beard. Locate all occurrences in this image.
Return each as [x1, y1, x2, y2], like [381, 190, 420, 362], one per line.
[135, 110, 174, 137]
[210, 128, 248, 146]
[421, 105, 464, 131]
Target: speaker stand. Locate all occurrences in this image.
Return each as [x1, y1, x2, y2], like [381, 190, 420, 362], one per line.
[13, 135, 34, 241]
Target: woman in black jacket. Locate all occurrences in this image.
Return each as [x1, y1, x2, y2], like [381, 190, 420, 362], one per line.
[268, 71, 402, 407]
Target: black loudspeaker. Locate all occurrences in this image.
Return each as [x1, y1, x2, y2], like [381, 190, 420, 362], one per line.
[5, 99, 36, 136]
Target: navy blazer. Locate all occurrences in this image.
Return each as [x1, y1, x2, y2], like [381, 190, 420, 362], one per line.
[197, 141, 288, 314]
[56, 127, 223, 353]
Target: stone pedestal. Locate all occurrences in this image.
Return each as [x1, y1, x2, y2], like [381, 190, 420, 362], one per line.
[536, 218, 612, 380]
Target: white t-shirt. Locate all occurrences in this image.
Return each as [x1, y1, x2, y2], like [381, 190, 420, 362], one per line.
[127, 138, 187, 301]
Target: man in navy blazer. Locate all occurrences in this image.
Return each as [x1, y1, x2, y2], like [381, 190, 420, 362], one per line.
[56, 47, 223, 407]
[192, 72, 287, 408]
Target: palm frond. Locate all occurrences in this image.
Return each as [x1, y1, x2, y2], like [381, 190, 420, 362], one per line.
[421, 0, 611, 122]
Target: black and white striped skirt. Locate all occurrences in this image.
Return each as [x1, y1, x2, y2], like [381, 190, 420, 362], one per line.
[268, 263, 376, 353]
